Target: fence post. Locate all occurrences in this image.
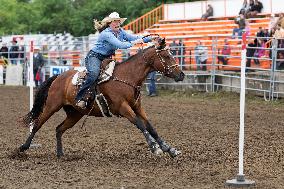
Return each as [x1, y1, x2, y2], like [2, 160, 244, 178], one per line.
[210, 36, 217, 92]
[181, 44, 184, 70]
[269, 39, 278, 101]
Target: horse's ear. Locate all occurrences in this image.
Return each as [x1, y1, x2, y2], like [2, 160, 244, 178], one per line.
[157, 37, 166, 50]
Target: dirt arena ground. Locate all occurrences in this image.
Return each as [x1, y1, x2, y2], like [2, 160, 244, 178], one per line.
[0, 86, 284, 189]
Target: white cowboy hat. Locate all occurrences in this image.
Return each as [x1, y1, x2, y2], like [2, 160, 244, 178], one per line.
[102, 12, 127, 24]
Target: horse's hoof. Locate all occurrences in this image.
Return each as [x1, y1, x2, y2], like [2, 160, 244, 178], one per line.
[9, 148, 28, 159]
[57, 152, 64, 158]
[168, 148, 181, 158]
[150, 143, 163, 155]
[57, 154, 64, 158]
[153, 148, 163, 155]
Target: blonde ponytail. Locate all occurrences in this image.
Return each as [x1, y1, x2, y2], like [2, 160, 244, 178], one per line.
[93, 19, 110, 33]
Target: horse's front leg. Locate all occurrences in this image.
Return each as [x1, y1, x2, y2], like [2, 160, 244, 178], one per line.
[119, 103, 162, 155]
[136, 107, 181, 158]
[145, 121, 181, 158]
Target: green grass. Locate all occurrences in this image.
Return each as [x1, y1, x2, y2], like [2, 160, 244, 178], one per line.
[146, 89, 284, 107]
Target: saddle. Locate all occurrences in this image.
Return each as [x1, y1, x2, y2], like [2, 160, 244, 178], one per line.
[72, 59, 116, 117]
[71, 59, 115, 86]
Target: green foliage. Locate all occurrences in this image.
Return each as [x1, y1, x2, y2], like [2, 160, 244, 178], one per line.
[0, 0, 197, 37]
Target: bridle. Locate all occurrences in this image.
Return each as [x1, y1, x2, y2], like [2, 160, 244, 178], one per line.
[141, 34, 179, 76]
[141, 46, 179, 76]
[154, 47, 180, 76]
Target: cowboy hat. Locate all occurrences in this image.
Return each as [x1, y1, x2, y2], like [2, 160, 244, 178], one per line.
[102, 12, 127, 24]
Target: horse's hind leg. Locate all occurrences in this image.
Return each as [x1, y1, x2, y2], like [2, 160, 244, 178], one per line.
[136, 107, 181, 158]
[19, 102, 62, 152]
[56, 105, 83, 157]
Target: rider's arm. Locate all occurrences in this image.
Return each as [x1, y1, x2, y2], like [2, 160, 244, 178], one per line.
[102, 32, 133, 49]
[121, 29, 152, 43]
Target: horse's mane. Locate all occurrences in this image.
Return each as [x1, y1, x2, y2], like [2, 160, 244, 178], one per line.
[116, 37, 166, 66]
[118, 45, 155, 65]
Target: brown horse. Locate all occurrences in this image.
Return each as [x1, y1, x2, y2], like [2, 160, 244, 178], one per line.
[19, 38, 185, 158]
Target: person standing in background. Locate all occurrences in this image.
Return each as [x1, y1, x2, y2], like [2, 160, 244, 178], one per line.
[18, 39, 26, 64]
[9, 39, 19, 65]
[147, 71, 157, 97]
[217, 38, 231, 66]
[33, 47, 44, 88]
[0, 42, 9, 65]
[169, 39, 179, 63]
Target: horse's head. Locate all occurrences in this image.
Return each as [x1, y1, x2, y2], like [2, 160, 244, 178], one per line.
[149, 37, 185, 82]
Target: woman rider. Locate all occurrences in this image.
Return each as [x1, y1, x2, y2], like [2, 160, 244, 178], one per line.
[76, 12, 156, 109]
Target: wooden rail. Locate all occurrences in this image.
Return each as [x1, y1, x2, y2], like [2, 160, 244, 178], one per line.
[123, 5, 164, 34]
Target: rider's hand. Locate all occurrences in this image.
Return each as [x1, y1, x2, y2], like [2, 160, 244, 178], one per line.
[131, 39, 144, 45]
[152, 36, 160, 42]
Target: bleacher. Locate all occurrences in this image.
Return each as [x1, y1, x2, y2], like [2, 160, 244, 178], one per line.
[143, 16, 270, 70]
[120, 0, 280, 71]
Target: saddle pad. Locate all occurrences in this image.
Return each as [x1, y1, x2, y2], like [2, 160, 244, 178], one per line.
[72, 67, 86, 85]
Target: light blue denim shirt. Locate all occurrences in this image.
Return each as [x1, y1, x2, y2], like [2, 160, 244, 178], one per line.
[92, 27, 152, 56]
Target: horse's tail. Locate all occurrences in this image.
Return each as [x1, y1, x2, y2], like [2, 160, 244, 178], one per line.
[22, 75, 58, 126]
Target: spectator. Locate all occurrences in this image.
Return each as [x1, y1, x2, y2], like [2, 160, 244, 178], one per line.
[247, 0, 263, 18]
[169, 39, 178, 57]
[273, 27, 284, 39]
[201, 4, 213, 21]
[263, 29, 269, 43]
[217, 39, 231, 66]
[194, 41, 202, 70]
[18, 39, 25, 64]
[239, 0, 250, 15]
[276, 13, 284, 30]
[232, 14, 246, 39]
[254, 39, 265, 65]
[0, 42, 9, 59]
[276, 52, 284, 70]
[277, 39, 284, 62]
[269, 28, 276, 37]
[0, 42, 9, 65]
[33, 47, 44, 88]
[247, 0, 255, 15]
[244, 20, 251, 36]
[256, 27, 264, 38]
[147, 71, 157, 97]
[269, 14, 278, 33]
[178, 39, 185, 69]
[122, 48, 130, 61]
[246, 38, 259, 69]
[194, 41, 208, 71]
[9, 39, 19, 65]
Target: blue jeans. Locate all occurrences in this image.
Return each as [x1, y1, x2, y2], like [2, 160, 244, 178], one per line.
[147, 71, 157, 95]
[232, 28, 243, 39]
[195, 57, 201, 70]
[75, 52, 102, 101]
[10, 59, 17, 65]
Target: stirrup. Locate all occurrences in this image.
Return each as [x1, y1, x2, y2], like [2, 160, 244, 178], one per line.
[76, 100, 86, 109]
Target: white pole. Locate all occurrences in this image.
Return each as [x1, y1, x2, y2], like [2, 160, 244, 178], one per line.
[226, 33, 255, 187]
[239, 37, 246, 176]
[29, 41, 34, 133]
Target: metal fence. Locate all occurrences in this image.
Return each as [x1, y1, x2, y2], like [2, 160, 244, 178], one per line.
[1, 35, 284, 101]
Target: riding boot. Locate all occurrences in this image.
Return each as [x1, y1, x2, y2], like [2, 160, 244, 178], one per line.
[75, 75, 96, 109]
[89, 82, 97, 101]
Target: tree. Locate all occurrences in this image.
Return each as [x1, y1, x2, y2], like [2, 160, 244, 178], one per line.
[0, 0, 198, 36]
